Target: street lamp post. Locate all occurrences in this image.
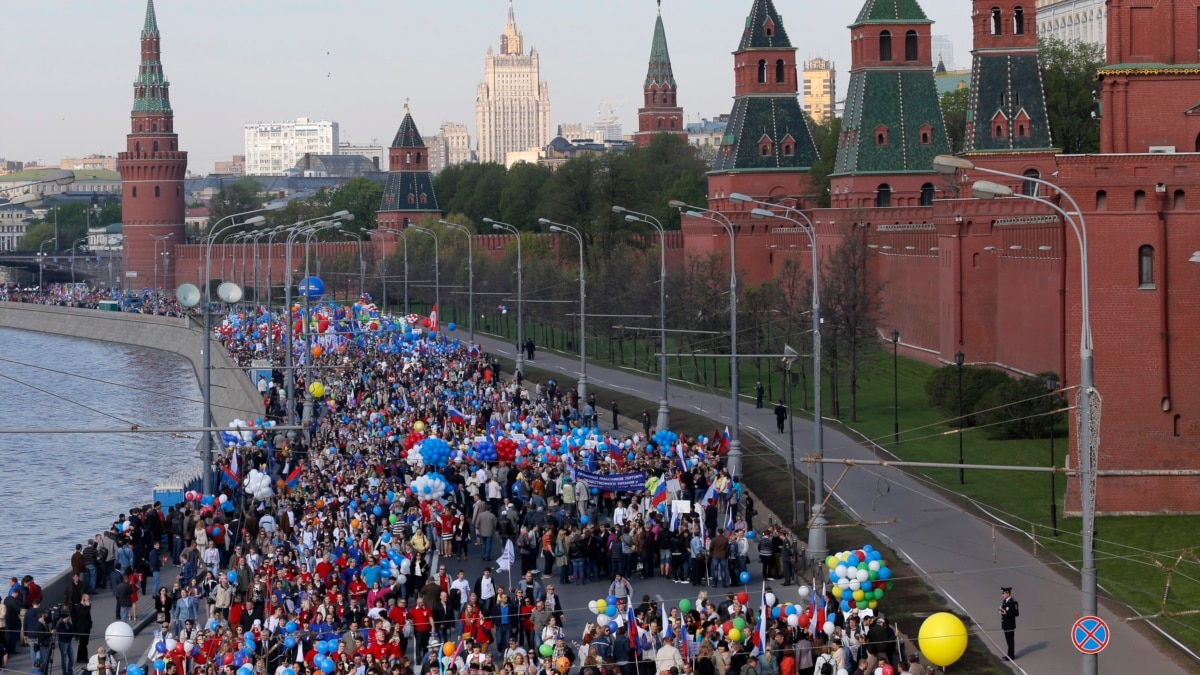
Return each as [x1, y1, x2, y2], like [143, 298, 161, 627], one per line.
[378, 228, 411, 315]
[1046, 373, 1060, 536]
[150, 233, 174, 292]
[439, 220, 475, 346]
[892, 329, 900, 444]
[540, 219, 588, 399]
[484, 218, 524, 375]
[733, 193, 825, 559]
[409, 225, 440, 328]
[669, 200, 743, 479]
[612, 205, 671, 431]
[300, 220, 344, 428]
[37, 239, 53, 289]
[956, 350, 965, 484]
[71, 237, 88, 286]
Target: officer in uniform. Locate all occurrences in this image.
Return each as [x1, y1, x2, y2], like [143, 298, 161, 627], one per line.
[1000, 586, 1019, 660]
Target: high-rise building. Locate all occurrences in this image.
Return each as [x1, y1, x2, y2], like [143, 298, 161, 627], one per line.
[930, 35, 956, 70]
[635, 1, 686, 147]
[243, 118, 339, 176]
[118, 0, 187, 290]
[802, 58, 837, 123]
[1035, 0, 1106, 48]
[475, 1, 551, 165]
[424, 124, 475, 175]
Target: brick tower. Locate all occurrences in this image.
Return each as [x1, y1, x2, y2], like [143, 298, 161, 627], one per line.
[706, 0, 819, 210]
[377, 106, 442, 231]
[118, 0, 187, 292]
[635, 1, 687, 147]
[830, 0, 950, 208]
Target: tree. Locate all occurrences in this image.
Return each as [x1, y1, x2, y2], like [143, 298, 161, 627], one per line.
[21, 199, 90, 250]
[326, 177, 384, 232]
[974, 372, 1066, 440]
[807, 116, 842, 207]
[1040, 37, 1104, 153]
[924, 365, 1012, 427]
[500, 162, 552, 230]
[940, 87, 970, 154]
[818, 228, 886, 422]
[208, 179, 266, 239]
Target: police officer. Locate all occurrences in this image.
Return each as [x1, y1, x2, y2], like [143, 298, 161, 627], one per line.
[1000, 586, 1019, 660]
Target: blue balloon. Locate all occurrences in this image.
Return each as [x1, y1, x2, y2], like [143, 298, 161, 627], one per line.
[746, 531, 757, 539]
[580, 515, 589, 524]
[373, 505, 383, 517]
[238, 666, 254, 675]
[155, 642, 167, 654]
[299, 276, 326, 300]
[285, 621, 298, 634]
[226, 571, 237, 583]
[447, 322, 457, 332]
[154, 660, 166, 672]
[739, 571, 751, 584]
[606, 595, 618, 605]
[320, 658, 336, 674]
[128, 666, 144, 675]
[605, 605, 618, 617]
[209, 620, 220, 631]
[877, 566, 892, 580]
[284, 637, 297, 649]
[381, 532, 392, 543]
[608, 622, 618, 632]
[284, 669, 296, 675]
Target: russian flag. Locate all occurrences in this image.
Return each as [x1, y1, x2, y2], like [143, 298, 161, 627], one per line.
[221, 451, 240, 489]
[675, 443, 688, 473]
[660, 600, 672, 638]
[719, 426, 731, 455]
[755, 581, 768, 655]
[448, 405, 466, 425]
[651, 479, 668, 509]
[627, 603, 639, 651]
[285, 464, 303, 490]
[702, 482, 718, 505]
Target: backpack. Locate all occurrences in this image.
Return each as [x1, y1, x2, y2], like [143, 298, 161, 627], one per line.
[818, 660, 833, 675]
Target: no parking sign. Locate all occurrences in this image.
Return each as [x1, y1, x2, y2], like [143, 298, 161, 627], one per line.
[1071, 615, 1110, 654]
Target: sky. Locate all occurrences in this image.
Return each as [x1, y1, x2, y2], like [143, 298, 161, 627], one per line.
[2, 0, 972, 174]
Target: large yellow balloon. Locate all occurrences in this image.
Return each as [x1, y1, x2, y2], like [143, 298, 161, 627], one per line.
[917, 612, 968, 667]
[727, 628, 742, 642]
[414, 420, 426, 433]
[308, 382, 325, 398]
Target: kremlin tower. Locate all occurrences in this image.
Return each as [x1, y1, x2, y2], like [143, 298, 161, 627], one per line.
[634, 1, 687, 147]
[377, 106, 442, 230]
[118, 0, 187, 291]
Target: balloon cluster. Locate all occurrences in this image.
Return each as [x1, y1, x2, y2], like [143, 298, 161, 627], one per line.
[474, 440, 498, 462]
[769, 601, 813, 630]
[243, 468, 275, 501]
[826, 544, 894, 613]
[420, 437, 453, 467]
[495, 438, 519, 463]
[586, 596, 621, 629]
[652, 429, 679, 449]
[410, 473, 449, 502]
[312, 639, 342, 673]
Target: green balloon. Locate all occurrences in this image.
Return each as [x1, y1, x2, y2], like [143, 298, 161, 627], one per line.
[389, 514, 397, 524]
[733, 618, 747, 631]
[856, 600, 869, 610]
[539, 643, 553, 657]
[679, 599, 692, 613]
[874, 588, 884, 601]
[868, 570, 878, 581]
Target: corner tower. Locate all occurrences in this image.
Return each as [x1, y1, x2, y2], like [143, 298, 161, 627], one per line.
[830, 0, 950, 208]
[963, 0, 1057, 178]
[377, 106, 442, 231]
[635, 1, 687, 147]
[118, 0, 187, 291]
[707, 0, 819, 207]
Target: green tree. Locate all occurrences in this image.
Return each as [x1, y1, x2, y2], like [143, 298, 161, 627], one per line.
[21, 199, 90, 250]
[326, 177, 384, 232]
[208, 179, 266, 239]
[500, 162, 552, 230]
[940, 87, 970, 154]
[974, 372, 1066, 439]
[1040, 36, 1104, 153]
[807, 115, 842, 208]
[817, 230, 886, 421]
[925, 365, 1012, 427]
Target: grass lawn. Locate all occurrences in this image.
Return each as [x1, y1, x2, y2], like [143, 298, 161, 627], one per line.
[476, 311, 1200, 658]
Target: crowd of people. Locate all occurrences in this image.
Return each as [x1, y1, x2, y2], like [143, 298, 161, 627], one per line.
[0, 284, 185, 316]
[1, 297, 934, 675]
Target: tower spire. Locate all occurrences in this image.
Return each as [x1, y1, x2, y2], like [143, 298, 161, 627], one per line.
[635, 1, 686, 147]
[142, 0, 159, 36]
[500, 0, 524, 55]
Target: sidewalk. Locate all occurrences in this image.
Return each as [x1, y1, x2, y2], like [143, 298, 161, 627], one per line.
[473, 332, 1191, 674]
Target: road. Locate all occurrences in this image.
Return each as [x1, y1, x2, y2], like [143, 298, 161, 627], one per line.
[473, 331, 1192, 674]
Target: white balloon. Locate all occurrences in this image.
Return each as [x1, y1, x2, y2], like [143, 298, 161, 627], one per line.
[849, 581, 861, 592]
[588, 601, 598, 613]
[823, 621, 835, 635]
[787, 615, 799, 627]
[837, 578, 851, 590]
[837, 670, 849, 675]
[856, 569, 870, 583]
[797, 585, 811, 599]
[765, 593, 777, 606]
[875, 669, 885, 675]
[835, 564, 848, 579]
[105, 621, 135, 653]
[868, 560, 881, 572]
[164, 638, 178, 652]
[183, 641, 194, 654]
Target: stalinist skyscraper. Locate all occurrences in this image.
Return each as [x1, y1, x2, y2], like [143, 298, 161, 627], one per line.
[475, 1, 551, 165]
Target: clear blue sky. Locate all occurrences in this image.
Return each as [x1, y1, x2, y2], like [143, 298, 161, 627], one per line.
[4, 0, 972, 174]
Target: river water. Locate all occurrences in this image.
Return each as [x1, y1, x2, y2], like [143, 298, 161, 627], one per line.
[0, 326, 202, 582]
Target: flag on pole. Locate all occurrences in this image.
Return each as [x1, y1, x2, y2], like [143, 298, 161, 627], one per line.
[628, 602, 640, 651]
[755, 581, 768, 655]
[651, 480, 668, 509]
[718, 426, 731, 455]
[660, 601, 672, 638]
[429, 304, 439, 332]
[447, 405, 466, 425]
[496, 540, 516, 572]
[285, 463, 303, 490]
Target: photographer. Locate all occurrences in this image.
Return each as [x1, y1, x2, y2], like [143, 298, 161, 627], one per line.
[25, 600, 50, 675]
[55, 606, 75, 675]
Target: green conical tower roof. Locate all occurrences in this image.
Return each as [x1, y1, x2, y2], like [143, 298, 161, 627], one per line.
[738, 0, 792, 51]
[132, 0, 171, 114]
[645, 2, 677, 88]
[852, 0, 932, 25]
[391, 110, 426, 149]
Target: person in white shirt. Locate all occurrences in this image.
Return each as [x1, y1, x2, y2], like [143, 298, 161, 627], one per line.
[613, 502, 630, 528]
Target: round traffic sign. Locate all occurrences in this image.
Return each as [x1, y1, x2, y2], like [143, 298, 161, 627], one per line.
[1071, 615, 1109, 654]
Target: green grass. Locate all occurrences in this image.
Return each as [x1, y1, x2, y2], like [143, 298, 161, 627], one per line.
[471, 308, 1200, 658]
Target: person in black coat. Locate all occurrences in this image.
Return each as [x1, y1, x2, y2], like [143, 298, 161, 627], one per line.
[73, 595, 93, 664]
[1000, 587, 1019, 660]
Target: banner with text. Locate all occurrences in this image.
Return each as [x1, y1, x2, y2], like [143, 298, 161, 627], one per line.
[576, 469, 648, 493]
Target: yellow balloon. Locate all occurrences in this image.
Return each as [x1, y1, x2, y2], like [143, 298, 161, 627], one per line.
[917, 612, 968, 667]
[596, 599, 607, 613]
[414, 420, 425, 432]
[308, 382, 325, 398]
[826, 556, 838, 570]
[852, 590, 865, 602]
[831, 587, 843, 599]
[728, 628, 742, 642]
[868, 600, 878, 609]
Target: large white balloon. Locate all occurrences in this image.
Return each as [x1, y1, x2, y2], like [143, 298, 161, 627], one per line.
[823, 621, 836, 635]
[764, 592, 777, 606]
[797, 585, 811, 599]
[105, 621, 135, 653]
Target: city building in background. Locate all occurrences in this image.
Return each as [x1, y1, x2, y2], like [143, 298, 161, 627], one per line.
[60, 155, 119, 171]
[243, 117, 339, 176]
[802, 57, 837, 122]
[930, 34, 956, 69]
[1036, 0, 1106, 47]
[213, 155, 245, 175]
[475, 1, 551, 165]
[424, 123, 475, 174]
[0, 205, 33, 250]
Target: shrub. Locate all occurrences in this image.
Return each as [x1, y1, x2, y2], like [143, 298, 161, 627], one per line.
[975, 372, 1066, 440]
[924, 365, 1012, 427]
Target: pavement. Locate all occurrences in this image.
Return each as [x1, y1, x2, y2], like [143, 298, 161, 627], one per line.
[471, 332, 1193, 674]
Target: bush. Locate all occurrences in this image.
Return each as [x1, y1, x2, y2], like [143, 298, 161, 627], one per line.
[975, 372, 1066, 440]
[924, 365, 1012, 427]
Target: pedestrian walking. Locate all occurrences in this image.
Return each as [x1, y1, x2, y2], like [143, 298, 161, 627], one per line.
[774, 401, 787, 433]
[755, 381, 764, 408]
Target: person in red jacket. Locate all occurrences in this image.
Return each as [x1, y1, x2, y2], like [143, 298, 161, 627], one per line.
[409, 597, 433, 656]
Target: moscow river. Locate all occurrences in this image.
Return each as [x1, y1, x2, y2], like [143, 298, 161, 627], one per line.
[0, 326, 202, 582]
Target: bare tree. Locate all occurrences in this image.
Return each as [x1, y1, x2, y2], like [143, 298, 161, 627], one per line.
[819, 227, 886, 422]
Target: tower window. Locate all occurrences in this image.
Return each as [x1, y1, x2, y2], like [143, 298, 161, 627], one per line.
[776, 59, 786, 83]
[1022, 169, 1040, 196]
[875, 125, 889, 145]
[758, 60, 768, 84]
[670, 119, 677, 129]
[1174, 189, 1185, 210]
[876, 184, 892, 207]
[1014, 7, 1025, 34]
[905, 30, 918, 61]
[919, 124, 933, 145]
[783, 143, 794, 156]
[879, 31, 893, 61]
[1096, 190, 1107, 211]
[153, 141, 159, 152]
[995, 124, 1006, 138]
[152, 123, 157, 132]
[154, 186, 160, 198]
[1138, 245, 1155, 288]
[132, 187, 137, 198]
[1134, 189, 1146, 211]
[416, 152, 422, 164]
[920, 183, 935, 206]
[658, 119, 664, 129]
[991, 7, 1003, 35]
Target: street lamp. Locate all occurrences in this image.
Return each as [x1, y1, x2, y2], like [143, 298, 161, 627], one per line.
[955, 350, 965, 484]
[612, 205, 670, 431]
[71, 237, 88, 286]
[735, 193, 824, 558]
[891, 329, 900, 444]
[439, 219, 476, 346]
[150, 232, 174, 292]
[378, 228, 411, 315]
[37, 239, 53, 289]
[300, 220, 345, 427]
[1046, 372, 1060, 536]
[669, 200, 743, 479]
[485, 218, 524, 376]
[409, 225, 440, 328]
[540, 218, 588, 399]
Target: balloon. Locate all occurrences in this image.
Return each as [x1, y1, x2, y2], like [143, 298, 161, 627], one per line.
[539, 643, 554, 658]
[311, 346, 324, 358]
[105, 621, 135, 653]
[309, 382, 326, 398]
[679, 599, 692, 613]
[580, 515, 589, 524]
[728, 628, 742, 642]
[736, 592, 749, 605]
[443, 643, 456, 656]
[128, 666, 144, 675]
[226, 571, 237, 583]
[739, 571, 751, 584]
[732, 618, 747, 631]
[588, 601, 598, 614]
[154, 660, 166, 672]
[917, 613, 968, 667]
[155, 642, 167, 654]
[211, 526, 221, 536]
[284, 637, 297, 649]
[746, 531, 756, 539]
[285, 621, 298, 634]
[765, 592, 777, 606]
[595, 599, 607, 613]
[447, 323, 457, 332]
[787, 615, 799, 627]
[797, 585, 811, 599]
[605, 605, 617, 617]
[823, 621, 836, 635]
[414, 420, 426, 433]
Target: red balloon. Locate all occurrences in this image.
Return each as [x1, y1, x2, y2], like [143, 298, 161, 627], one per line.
[722, 621, 733, 634]
[221, 654, 235, 666]
[797, 615, 811, 629]
[736, 592, 749, 605]
[421, 318, 431, 328]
